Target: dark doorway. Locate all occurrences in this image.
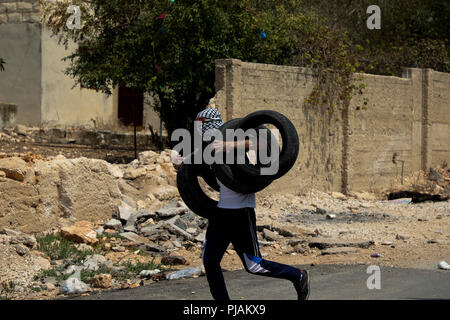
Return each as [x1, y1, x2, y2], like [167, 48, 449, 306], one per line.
[118, 86, 143, 127]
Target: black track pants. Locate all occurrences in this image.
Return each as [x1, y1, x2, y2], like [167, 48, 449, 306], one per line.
[202, 207, 302, 301]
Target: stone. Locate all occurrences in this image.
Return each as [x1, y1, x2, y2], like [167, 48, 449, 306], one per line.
[83, 254, 108, 271]
[396, 234, 410, 240]
[60, 278, 89, 295]
[161, 255, 187, 265]
[75, 243, 93, 252]
[15, 124, 28, 136]
[429, 168, 444, 182]
[135, 209, 156, 221]
[167, 216, 188, 231]
[104, 218, 123, 230]
[112, 246, 126, 252]
[31, 158, 122, 231]
[138, 151, 158, 165]
[195, 230, 206, 243]
[287, 238, 307, 246]
[91, 274, 112, 289]
[60, 221, 99, 245]
[139, 243, 165, 253]
[321, 247, 359, 255]
[15, 244, 29, 256]
[0, 157, 29, 182]
[262, 228, 280, 241]
[186, 227, 197, 234]
[140, 227, 170, 241]
[118, 202, 134, 222]
[163, 222, 194, 241]
[308, 238, 374, 249]
[123, 167, 147, 180]
[119, 232, 149, 245]
[156, 203, 188, 218]
[95, 227, 104, 235]
[153, 185, 178, 201]
[331, 192, 347, 200]
[315, 207, 327, 215]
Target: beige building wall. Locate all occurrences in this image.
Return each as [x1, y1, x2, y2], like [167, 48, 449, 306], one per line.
[215, 59, 450, 194]
[41, 27, 118, 129]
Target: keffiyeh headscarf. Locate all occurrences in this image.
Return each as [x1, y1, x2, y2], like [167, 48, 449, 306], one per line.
[195, 108, 224, 139]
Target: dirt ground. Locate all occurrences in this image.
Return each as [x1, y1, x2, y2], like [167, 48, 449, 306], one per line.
[1, 135, 449, 300]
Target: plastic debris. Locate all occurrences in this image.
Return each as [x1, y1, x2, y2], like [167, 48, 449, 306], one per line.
[438, 261, 450, 270]
[60, 278, 89, 295]
[166, 266, 202, 280]
[139, 269, 161, 278]
[370, 253, 382, 258]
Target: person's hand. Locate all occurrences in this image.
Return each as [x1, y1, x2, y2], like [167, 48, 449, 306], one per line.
[172, 154, 185, 170]
[211, 140, 225, 154]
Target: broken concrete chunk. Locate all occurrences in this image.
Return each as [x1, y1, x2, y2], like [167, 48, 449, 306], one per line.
[60, 221, 99, 245]
[104, 218, 123, 230]
[308, 238, 374, 249]
[321, 247, 359, 255]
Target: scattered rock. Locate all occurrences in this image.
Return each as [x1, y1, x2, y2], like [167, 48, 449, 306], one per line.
[396, 234, 410, 240]
[112, 246, 126, 252]
[331, 192, 347, 200]
[104, 218, 123, 231]
[161, 255, 187, 265]
[83, 254, 108, 271]
[118, 202, 134, 222]
[308, 238, 374, 249]
[163, 221, 194, 241]
[119, 232, 149, 245]
[429, 168, 444, 182]
[123, 167, 147, 180]
[60, 221, 99, 245]
[140, 226, 171, 241]
[156, 203, 188, 218]
[91, 274, 112, 289]
[262, 228, 280, 241]
[14, 244, 29, 256]
[153, 186, 178, 201]
[139, 243, 165, 253]
[321, 247, 359, 255]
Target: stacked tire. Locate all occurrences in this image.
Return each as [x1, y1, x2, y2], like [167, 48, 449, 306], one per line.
[177, 110, 299, 219]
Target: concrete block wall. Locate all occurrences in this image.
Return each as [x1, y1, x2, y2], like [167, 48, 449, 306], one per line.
[0, 0, 40, 24]
[215, 59, 450, 194]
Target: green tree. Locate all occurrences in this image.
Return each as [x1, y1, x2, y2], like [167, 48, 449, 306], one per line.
[300, 0, 450, 75]
[41, 0, 359, 137]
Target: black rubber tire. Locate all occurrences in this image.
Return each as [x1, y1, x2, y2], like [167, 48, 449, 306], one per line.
[235, 110, 299, 180]
[197, 164, 220, 192]
[212, 119, 273, 194]
[176, 153, 219, 219]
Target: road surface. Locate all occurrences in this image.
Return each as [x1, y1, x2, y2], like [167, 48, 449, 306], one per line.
[73, 262, 450, 300]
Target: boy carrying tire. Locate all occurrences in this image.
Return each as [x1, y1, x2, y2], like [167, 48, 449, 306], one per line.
[174, 107, 309, 301]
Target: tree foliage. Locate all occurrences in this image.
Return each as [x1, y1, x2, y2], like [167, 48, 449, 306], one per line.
[301, 0, 450, 76]
[41, 0, 364, 136]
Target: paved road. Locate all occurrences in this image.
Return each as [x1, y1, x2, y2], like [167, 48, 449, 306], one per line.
[74, 263, 450, 300]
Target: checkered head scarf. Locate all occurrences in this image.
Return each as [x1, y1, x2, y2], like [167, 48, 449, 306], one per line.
[195, 108, 224, 139]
